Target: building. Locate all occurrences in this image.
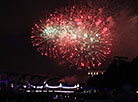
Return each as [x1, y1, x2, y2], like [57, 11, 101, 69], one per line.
[88, 69, 105, 77]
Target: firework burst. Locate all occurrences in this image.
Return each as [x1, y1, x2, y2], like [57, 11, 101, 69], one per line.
[31, 3, 113, 70]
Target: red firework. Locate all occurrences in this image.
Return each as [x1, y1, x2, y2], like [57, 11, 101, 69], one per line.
[31, 1, 113, 70]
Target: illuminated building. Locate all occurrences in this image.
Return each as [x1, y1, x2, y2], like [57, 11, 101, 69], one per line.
[88, 69, 105, 77]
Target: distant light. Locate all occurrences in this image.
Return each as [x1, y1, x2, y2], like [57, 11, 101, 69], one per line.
[54, 90, 74, 93]
[43, 81, 46, 84]
[35, 90, 42, 92]
[59, 83, 62, 87]
[36, 86, 43, 89]
[23, 85, 27, 88]
[48, 90, 53, 92]
[11, 83, 14, 88]
[136, 91, 138, 93]
[43, 90, 47, 92]
[77, 83, 79, 87]
[53, 95, 58, 99]
[26, 90, 30, 92]
[31, 85, 36, 88]
[94, 90, 96, 93]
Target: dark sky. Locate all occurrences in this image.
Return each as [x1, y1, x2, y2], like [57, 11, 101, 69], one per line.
[0, 0, 138, 81]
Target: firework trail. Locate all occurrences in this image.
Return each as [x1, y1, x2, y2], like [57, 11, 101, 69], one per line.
[31, 1, 114, 70]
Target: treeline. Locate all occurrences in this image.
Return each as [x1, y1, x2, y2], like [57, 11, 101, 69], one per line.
[87, 56, 138, 89]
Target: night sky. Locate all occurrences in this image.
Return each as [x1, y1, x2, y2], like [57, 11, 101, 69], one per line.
[0, 0, 138, 83]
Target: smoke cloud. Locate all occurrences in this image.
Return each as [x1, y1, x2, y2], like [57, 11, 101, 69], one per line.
[112, 9, 138, 60]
